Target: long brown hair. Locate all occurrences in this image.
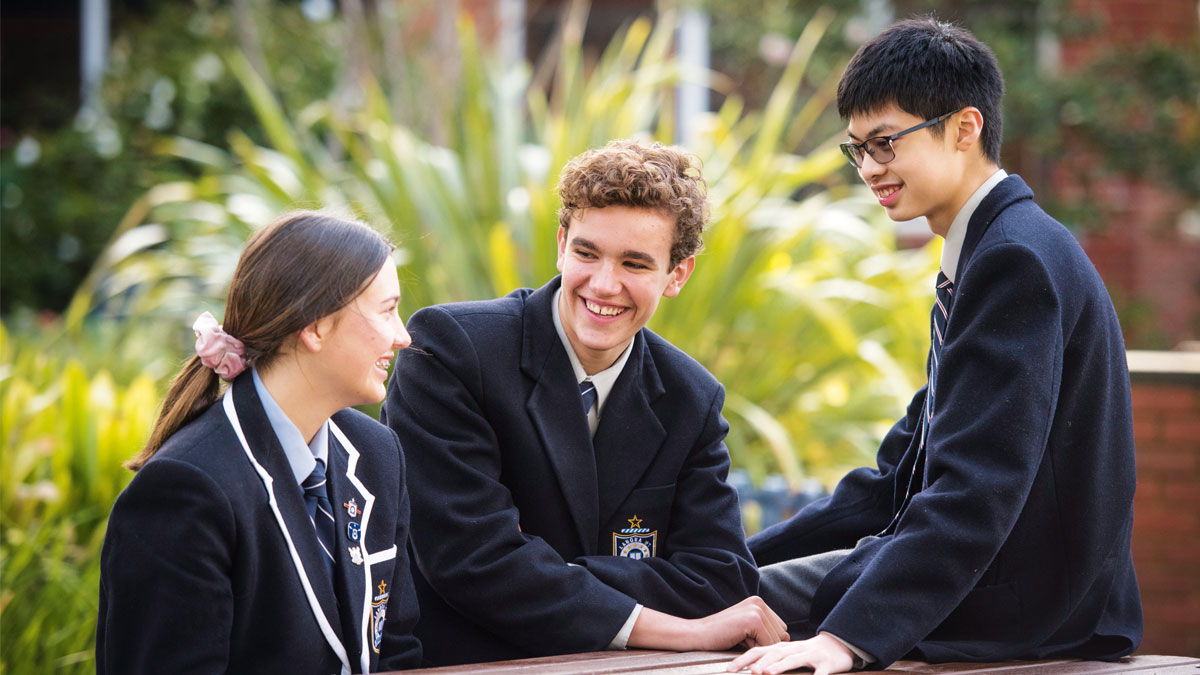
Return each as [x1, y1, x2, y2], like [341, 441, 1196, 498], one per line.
[127, 211, 394, 470]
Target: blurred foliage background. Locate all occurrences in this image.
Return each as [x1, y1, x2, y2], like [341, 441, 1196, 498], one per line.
[1, 0, 1196, 671]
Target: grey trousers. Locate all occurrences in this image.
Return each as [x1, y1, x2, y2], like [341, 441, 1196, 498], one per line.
[757, 536, 878, 624]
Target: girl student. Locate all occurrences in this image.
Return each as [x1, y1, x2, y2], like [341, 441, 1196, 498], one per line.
[97, 211, 422, 674]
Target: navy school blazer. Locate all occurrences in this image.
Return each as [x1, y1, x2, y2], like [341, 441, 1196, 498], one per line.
[382, 277, 758, 666]
[97, 373, 422, 674]
[749, 175, 1142, 667]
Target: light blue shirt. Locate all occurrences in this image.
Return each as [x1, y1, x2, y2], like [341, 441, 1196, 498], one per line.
[251, 368, 330, 487]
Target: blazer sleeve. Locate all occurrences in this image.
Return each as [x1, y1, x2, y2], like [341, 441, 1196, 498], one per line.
[96, 458, 235, 674]
[570, 386, 759, 617]
[748, 384, 925, 566]
[818, 243, 1064, 666]
[377, 431, 423, 671]
[384, 307, 638, 655]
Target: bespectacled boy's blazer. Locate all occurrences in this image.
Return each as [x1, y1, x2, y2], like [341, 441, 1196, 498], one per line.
[382, 277, 758, 666]
[750, 175, 1142, 667]
[97, 373, 422, 674]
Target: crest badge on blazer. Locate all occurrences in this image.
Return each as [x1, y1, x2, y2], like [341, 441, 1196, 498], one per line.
[612, 515, 656, 559]
[371, 579, 389, 653]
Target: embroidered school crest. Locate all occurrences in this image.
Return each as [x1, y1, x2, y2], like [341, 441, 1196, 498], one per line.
[612, 515, 657, 559]
[371, 579, 389, 653]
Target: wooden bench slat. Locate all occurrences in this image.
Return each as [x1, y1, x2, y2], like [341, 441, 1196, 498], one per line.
[384, 652, 1200, 674]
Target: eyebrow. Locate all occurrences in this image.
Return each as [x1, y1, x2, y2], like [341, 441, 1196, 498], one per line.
[847, 121, 898, 142]
[570, 237, 659, 267]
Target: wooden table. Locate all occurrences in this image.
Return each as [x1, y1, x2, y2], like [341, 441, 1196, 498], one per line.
[388, 651, 1200, 674]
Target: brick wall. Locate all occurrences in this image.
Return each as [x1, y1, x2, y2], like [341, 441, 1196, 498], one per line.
[1130, 357, 1200, 656]
[1056, 0, 1200, 350]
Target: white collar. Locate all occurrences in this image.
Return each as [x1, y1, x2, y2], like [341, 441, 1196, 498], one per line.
[252, 368, 330, 486]
[940, 168, 1008, 283]
[551, 287, 635, 419]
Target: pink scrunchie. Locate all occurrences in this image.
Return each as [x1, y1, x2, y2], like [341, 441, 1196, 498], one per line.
[193, 312, 247, 381]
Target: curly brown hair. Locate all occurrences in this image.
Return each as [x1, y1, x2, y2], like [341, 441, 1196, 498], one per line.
[556, 139, 710, 268]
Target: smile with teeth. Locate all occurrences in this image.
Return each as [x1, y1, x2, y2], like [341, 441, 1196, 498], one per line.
[375, 357, 391, 370]
[585, 299, 627, 317]
[875, 186, 900, 198]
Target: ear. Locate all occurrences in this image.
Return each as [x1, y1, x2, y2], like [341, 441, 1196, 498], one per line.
[297, 316, 334, 354]
[556, 226, 568, 273]
[954, 107, 985, 153]
[662, 256, 696, 298]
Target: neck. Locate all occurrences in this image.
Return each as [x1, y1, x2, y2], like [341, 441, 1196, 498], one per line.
[578, 347, 626, 377]
[928, 161, 1000, 238]
[259, 362, 336, 444]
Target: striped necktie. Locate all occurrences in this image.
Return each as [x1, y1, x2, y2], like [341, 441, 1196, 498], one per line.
[302, 458, 337, 579]
[579, 380, 598, 415]
[922, 270, 954, 451]
[880, 269, 954, 536]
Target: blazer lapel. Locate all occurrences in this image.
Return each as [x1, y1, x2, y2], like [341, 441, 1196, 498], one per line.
[521, 278, 600, 555]
[325, 438, 368, 669]
[226, 376, 348, 666]
[593, 333, 667, 524]
[955, 174, 1035, 283]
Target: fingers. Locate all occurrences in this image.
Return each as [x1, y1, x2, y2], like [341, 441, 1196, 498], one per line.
[727, 644, 769, 672]
[725, 634, 853, 675]
[739, 596, 789, 646]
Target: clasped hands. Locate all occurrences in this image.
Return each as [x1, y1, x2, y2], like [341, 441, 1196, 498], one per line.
[629, 597, 855, 674]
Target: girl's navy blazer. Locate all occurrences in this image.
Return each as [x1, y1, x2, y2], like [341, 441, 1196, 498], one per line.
[97, 373, 422, 674]
[750, 175, 1142, 667]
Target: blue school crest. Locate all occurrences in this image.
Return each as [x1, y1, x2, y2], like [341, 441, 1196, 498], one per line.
[612, 515, 657, 559]
[371, 579, 389, 653]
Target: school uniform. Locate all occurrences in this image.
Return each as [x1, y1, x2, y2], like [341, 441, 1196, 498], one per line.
[381, 277, 758, 666]
[749, 173, 1142, 667]
[97, 372, 422, 674]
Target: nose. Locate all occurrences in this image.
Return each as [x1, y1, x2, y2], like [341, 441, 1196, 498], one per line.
[590, 261, 622, 296]
[392, 319, 412, 350]
[858, 153, 887, 182]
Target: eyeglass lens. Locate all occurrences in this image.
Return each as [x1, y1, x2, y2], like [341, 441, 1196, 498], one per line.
[843, 138, 895, 168]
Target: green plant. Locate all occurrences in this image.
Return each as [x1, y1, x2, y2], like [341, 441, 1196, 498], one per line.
[1, 0, 342, 315]
[73, 6, 936, 485]
[0, 319, 162, 674]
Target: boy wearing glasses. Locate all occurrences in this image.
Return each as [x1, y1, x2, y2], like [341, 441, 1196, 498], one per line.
[730, 17, 1141, 675]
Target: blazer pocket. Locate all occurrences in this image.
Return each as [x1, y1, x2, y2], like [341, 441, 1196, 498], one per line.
[606, 484, 676, 558]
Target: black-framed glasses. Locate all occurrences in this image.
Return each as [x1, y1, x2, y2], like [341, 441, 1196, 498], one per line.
[839, 109, 961, 168]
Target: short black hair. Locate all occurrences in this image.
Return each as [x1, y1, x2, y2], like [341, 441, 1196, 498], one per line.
[837, 17, 1005, 164]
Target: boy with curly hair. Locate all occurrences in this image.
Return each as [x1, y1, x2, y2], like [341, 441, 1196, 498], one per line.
[384, 139, 785, 666]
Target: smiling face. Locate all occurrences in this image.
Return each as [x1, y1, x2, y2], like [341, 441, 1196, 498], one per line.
[556, 205, 694, 374]
[317, 260, 411, 408]
[847, 104, 982, 236]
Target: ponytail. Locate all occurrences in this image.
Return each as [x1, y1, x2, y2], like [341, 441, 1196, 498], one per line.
[126, 356, 221, 471]
[126, 210, 393, 471]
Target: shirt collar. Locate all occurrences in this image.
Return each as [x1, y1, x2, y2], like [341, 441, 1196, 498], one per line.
[552, 287, 635, 417]
[251, 368, 330, 486]
[940, 168, 1007, 283]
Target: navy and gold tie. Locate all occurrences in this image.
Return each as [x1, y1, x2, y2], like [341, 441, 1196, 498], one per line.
[579, 380, 598, 415]
[302, 458, 337, 578]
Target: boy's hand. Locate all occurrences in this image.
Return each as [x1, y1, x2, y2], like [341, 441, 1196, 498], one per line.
[727, 632, 855, 675]
[690, 596, 790, 650]
[627, 596, 789, 652]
